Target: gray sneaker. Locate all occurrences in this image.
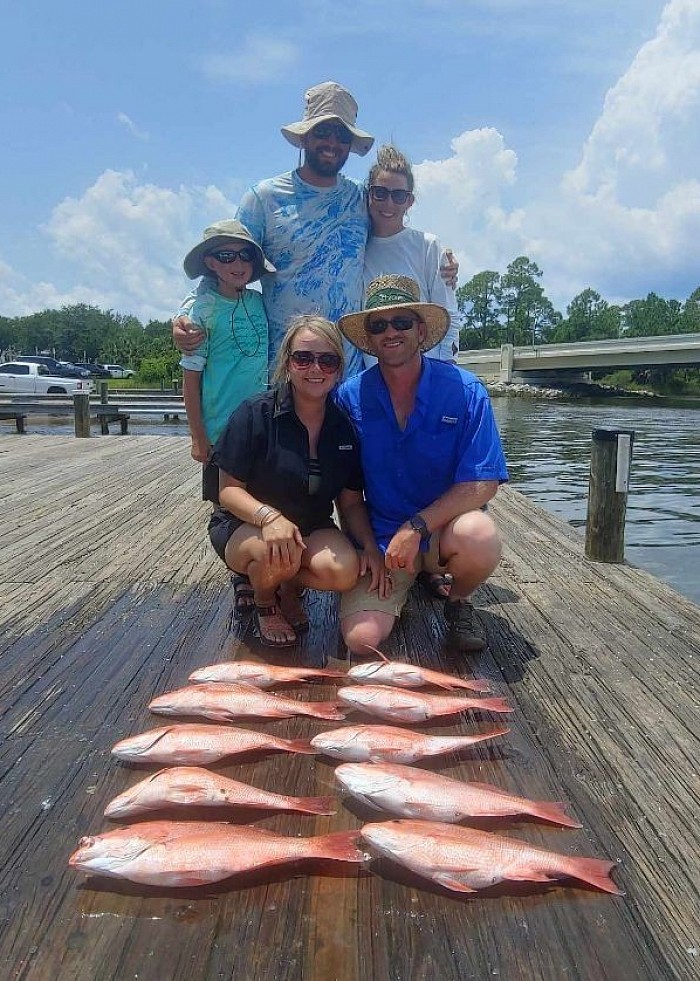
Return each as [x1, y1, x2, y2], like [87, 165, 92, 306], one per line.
[444, 599, 485, 653]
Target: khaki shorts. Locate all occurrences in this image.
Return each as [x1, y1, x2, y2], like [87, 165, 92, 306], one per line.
[340, 534, 446, 620]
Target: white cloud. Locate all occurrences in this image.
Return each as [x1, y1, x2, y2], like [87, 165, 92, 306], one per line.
[117, 112, 150, 142]
[199, 35, 298, 83]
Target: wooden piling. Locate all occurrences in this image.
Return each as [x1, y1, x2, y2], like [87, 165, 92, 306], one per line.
[99, 380, 109, 404]
[72, 392, 91, 438]
[585, 427, 635, 563]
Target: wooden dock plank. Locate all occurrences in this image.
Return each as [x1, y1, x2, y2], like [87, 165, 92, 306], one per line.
[1, 434, 698, 981]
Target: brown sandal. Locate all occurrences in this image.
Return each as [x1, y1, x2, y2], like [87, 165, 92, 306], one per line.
[254, 603, 297, 648]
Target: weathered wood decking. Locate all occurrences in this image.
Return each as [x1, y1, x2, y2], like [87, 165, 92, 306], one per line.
[1, 434, 698, 981]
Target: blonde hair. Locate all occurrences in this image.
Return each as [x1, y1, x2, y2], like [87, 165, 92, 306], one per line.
[272, 315, 346, 385]
[368, 144, 414, 193]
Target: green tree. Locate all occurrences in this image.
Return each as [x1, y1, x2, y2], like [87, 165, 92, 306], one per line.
[497, 256, 559, 345]
[623, 293, 683, 337]
[553, 289, 621, 342]
[456, 270, 501, 349]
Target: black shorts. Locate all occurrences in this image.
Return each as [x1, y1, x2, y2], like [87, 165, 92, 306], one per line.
[208, 508, 242, 563]
[202, 460, 220, 504]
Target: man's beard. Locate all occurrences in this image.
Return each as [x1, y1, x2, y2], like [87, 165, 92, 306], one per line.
[303, 145, 349, 178]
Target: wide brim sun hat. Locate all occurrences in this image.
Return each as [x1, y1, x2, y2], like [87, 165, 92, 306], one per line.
[338, 275, 450, 355]
[281, 81, 374, 157]
[183, 219, 275, 282]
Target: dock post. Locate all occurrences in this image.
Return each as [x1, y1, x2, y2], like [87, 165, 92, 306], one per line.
[585, 428, 635, 563]
[73, 392, 91, 438]
[500, 344, 514, 382]
[99, 381, 109, 404]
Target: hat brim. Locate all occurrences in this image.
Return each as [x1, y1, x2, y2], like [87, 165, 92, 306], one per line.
[281, 115, 375, 157]
[338, 301, 450, 355]
[183, 235, 275, 282]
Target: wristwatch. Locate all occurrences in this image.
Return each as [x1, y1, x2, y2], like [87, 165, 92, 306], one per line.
[408, 514, 430, 541]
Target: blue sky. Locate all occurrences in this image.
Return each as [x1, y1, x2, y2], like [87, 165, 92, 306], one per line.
[2, 0, 698, 323]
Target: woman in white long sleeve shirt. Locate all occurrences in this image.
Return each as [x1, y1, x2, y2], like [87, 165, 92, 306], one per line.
[362, 144, 460, 368]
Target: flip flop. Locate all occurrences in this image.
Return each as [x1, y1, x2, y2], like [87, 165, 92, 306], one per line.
[416, 571, 453, 600]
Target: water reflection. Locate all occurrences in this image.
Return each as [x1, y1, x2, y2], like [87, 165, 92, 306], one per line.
[492, 397, 700, 604]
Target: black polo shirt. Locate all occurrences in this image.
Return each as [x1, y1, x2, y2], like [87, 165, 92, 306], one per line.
[211, 384, 363, 537]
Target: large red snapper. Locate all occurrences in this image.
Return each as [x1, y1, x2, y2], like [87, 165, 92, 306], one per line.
[105, 767, 335, 818]
[347, 660, 490, 693]
[335, 763, 581, 827]
[337, 685, 512, 722]
[69, 822, 366, 887]
[189, 661, 345, 689]
[111, 724, 316, 765]
[361, 820, 623, 895]
[149, 683, 345, 722]
[310, 724, 509, 763]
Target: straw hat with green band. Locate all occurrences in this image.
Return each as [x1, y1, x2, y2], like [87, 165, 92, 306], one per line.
[338, 274, 450, 355]
[183, 219, 275, 283]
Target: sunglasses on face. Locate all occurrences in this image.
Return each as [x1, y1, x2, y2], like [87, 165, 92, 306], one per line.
[289, 350, 342, 373]
[208, 247, 255, 264]
[310, 122, 353, 144]
[366, 314, 420, 336]
[369, 185, 412, 205]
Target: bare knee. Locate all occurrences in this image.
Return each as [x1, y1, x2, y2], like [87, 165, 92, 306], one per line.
[441, 511, 502, 579]
[342, 613, 394, 656]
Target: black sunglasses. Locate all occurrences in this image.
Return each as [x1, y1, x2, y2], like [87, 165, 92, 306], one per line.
[369, 185, 412, 205]
[366, 315, 420, 336]
[208, 247, 255, 264]
[289, 350, 342, 373]
[310, 122, 353, 144]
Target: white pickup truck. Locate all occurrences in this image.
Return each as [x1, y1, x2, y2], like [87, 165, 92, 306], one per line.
[0, 361, 93, 395]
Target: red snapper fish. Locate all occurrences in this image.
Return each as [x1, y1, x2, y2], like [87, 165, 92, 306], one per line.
[347, 659, 490, 693]
[337, 685, 512, 723]
[149, 683, 346, 722]
[335, 763, 581, 827]
[105, 767, 335, 818]
[310, 724, 510, 764]
[69, 821, 366, 887]
[189, 661, 345, 689]
[111, 724, 316, 765]
[361, 820, 623, 895]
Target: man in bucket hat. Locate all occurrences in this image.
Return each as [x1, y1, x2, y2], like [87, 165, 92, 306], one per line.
[174, 81, 374, 377]
[335, 275, 509, 655]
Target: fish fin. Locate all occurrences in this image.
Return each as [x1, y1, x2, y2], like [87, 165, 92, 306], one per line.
[478, 697, 514, 714]
[562, 856, 624, 895]
[310, 702, 347, 721]
[284, 739, 317, 755]
[369, 749, 407, 763]
[312, 830, 367, 863]
[292, 796, 337, 816]
[455, 677, 492, 693]
[363, 644, 391, 664]
[528, 801, 583, 829]
[433, 873, 478, 894]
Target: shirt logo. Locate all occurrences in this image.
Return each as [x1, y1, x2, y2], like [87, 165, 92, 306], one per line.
[338, 444, 353, 450]
[441, 415, 458, 424]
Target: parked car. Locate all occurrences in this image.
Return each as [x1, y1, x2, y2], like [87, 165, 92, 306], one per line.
[16, 355, 91, 379]
[72, 362, 112, 379]
[0, 362, 93, 395]
[102, 364, 136, 379]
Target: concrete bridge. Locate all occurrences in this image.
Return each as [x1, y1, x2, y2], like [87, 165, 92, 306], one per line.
[457, 333, 700, 383]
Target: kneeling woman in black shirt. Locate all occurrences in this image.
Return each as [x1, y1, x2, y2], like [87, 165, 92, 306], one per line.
[209, 315, 381, 647]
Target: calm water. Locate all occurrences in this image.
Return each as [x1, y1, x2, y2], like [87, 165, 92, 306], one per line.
[15, 398, 700, 606]
[492, 396, 700, 605]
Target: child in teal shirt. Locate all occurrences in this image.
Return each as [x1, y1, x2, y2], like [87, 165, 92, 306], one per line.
[181, 219, 274, 501]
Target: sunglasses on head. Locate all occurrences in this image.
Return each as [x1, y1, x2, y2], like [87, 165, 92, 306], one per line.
[365, 314, 420, 336]
[310, 122, 353, 144]
[289, 350, 342, 373]
[369, 185, 412, 205]
[208, 247, 255, 264]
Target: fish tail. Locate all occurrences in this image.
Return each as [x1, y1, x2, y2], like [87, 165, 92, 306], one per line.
[291, 795, 337, 816]
[528, 801, 583, 829]
[309, 830, 367, 863]
[454, 677, 492, 693]
[306, 702, 347, 721]
[283, 738, 318, 755]
[561, 855, 624, 895]
[477, 696, 514, 714]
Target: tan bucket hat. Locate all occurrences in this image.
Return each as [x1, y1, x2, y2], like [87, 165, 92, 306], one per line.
[281, 81, 374, 157]
[338, 275, 450, 355]
[183, 219, 275, 282]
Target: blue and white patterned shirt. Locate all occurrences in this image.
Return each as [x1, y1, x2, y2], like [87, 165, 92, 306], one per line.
[236, 170, 369, 377]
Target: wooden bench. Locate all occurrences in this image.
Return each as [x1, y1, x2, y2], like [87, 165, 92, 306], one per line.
[94, 406, 130, 434]
[0, 409, 28, 433]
